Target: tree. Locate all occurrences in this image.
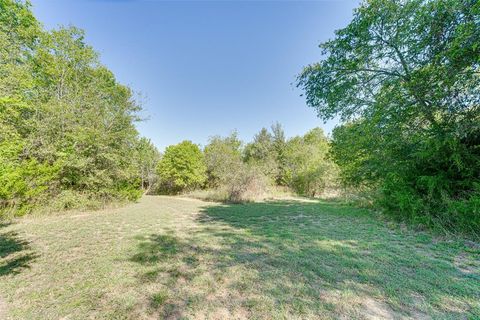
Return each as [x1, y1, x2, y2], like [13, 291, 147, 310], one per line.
[0, 0, 152, 215]
[271, 122, 288, 185]
[298, 0, 480, 233]
[134, 137, 161, 192]
[204, 132, 243, 187]
[244, 124, 287, 183]
[284, 128, 337, 196]
[298, 0, 479, 124]
[157, 141, 207, 194]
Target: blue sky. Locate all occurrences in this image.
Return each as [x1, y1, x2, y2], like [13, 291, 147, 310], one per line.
[32, 0, 359, 151]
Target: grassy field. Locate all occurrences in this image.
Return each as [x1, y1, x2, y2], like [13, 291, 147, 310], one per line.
[0, 196, 479, 319]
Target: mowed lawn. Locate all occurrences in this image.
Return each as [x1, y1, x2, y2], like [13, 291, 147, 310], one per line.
[0, 196, 479, 319]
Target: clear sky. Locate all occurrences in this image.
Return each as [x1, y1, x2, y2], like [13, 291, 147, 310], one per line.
[32, 0, 359, 151]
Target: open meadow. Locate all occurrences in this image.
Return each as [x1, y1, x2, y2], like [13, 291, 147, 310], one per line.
[1, 196, 479, 319]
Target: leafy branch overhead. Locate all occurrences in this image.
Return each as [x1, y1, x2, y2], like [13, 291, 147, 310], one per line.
[298, 0, 480, 235]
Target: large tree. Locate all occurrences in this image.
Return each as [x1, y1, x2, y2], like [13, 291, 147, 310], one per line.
[298, 0, 479, 233]
[299, 0, 479, 124]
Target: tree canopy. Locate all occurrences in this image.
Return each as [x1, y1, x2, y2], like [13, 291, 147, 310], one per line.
[298, 0, 480, 234]
[0, 0, 159, 215]
[204, 132, 243, 188]
[157, 141, 207, 193]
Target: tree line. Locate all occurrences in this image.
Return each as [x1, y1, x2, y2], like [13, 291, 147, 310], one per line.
[156, 125, 338, 202]
[0, 0, 335, 214]
[0, 0, 159, 216]
[2, 0, 478, 237]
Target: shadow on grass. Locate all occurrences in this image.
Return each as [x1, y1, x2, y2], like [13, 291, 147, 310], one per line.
[0, 223, 37, 277]
[131, 200, 480, 318]
[130, 233, 203, 318]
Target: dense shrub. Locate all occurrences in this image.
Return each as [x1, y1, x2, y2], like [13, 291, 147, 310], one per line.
[0, 158, 61, 216]
[201, 132, 272, 202]
[199, 126, 337, 202]
[225, 165, 270, 203]
[244, 127, 280, 182]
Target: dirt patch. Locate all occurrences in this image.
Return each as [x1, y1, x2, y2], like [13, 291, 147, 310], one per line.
[360, 297, 397, 319]
[319, 290, 420, 320]
[0, 295, 7, 319]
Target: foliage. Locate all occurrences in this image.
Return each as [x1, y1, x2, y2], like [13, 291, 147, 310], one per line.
[199, 125, 337, 202]
[243, 122, 291, 185]
[0, 0, 159, 216]
[244, 127, 279, 181]
[270, 122, 288, 185]
[134, 137, 161, 192]
[203, 132, 243, 187]
[284, 128, 338, 197]
[157, 141, 207, 194]
[224, 164, 270, 203]
[298, 0, 480, 235]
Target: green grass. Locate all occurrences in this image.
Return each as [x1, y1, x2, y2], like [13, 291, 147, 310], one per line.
[0, 196, 479, 319]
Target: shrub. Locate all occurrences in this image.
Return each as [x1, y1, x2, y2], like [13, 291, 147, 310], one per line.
[50, 190, 97, 211]
[0, 158, 61, 217]
[225, 165, 270, 203]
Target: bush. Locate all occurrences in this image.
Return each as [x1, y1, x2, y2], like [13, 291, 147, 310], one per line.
[50, 190, 98, 211]
[113, 179, 143, 201]
[186, 165, 270, 203]
[446, 189, 480, 237]
[0, 158, 61, 217]
[225, 165, 270, 203]
[378, 171, 480, 237]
